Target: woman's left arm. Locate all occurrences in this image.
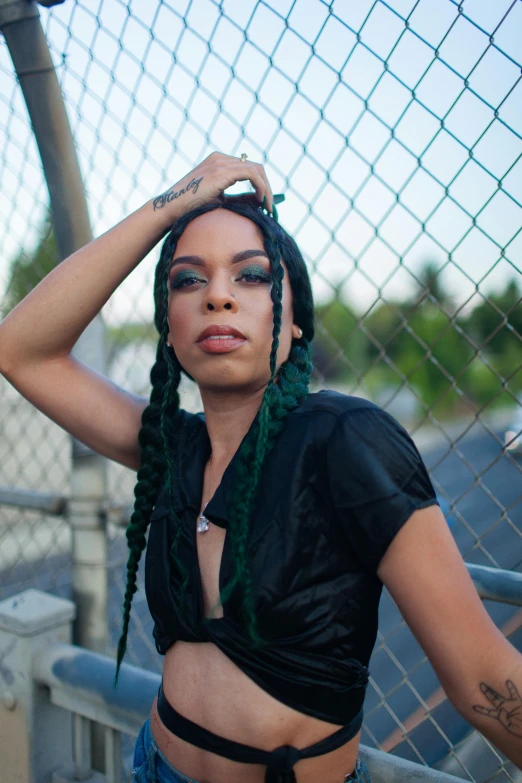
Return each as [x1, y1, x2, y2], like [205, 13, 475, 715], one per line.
[377, 503, 522, 767]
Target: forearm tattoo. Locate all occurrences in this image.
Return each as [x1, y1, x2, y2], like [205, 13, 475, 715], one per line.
[473, 679, 522, 737]
[153, 176, 203, 210]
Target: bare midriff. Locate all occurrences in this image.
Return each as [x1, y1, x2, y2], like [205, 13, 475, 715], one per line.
[149, 640, 361, 783]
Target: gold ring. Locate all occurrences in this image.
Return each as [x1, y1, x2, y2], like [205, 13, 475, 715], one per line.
[240, 152, 248, 162]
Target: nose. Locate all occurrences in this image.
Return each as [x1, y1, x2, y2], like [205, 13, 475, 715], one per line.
[202, 276, 239, 313]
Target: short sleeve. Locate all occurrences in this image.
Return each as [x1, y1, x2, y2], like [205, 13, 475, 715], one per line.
[326, 406, 439, 573]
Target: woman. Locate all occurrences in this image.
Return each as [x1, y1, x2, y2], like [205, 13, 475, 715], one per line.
[1, 153, 521, 783]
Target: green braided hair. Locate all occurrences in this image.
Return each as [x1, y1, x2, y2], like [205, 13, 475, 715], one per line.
[113, 196, 315, 688]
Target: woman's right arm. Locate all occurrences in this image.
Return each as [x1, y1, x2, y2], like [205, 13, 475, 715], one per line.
[0, 153, 272, 471]
[0, 195, 179, 472]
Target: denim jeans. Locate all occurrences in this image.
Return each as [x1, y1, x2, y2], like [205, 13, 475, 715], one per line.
[131, 717, 199, 782]
[131, 717, 371, 782]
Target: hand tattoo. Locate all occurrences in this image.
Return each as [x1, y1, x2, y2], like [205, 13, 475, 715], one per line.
[473, 679, 522, 737]
[153, 177, 203, 210]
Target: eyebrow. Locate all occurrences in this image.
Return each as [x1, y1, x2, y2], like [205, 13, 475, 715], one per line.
[168, 248, 270, 273]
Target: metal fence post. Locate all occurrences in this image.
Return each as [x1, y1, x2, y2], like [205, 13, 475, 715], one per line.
[0, 0, 109, 770]
[0, 588, 76, 782]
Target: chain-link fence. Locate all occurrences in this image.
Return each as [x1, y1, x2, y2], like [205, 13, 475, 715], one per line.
[1, 0, 521, 780]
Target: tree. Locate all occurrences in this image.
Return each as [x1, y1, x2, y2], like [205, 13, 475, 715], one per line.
[462, 279, 522, 405]
[413, 260, 452, 308]
[2, 210, 57, 317]
[311, 260, 522, 415]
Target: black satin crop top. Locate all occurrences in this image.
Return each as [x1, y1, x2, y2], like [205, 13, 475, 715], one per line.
[145, 390, 439, 726]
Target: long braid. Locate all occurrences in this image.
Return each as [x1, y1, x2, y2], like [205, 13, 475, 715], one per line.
[236, 231, 289, 640]
[159, 328, 192, 608]
[212, 221, 314, 645]
[214, 229, 284, 615]
[253, 229, 285, 452]
[113, 239, 184, 688]
[113, 339, 174, 687]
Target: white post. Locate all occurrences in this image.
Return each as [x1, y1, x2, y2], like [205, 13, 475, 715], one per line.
[0, 589, 76, 783]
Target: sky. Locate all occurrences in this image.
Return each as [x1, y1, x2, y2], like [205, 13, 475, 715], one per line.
[0, 0, 521, 327]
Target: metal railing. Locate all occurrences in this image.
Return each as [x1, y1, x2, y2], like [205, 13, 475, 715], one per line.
[2, 482, 522, 779]
[0, 587, 474, 782]
[37, 643, 467, 783]
[2, 573, 522, 780]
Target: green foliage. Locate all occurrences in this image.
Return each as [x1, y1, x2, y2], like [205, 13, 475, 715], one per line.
[107, 322, 158, 346]
[314, 262, 522, 417]
[313, 298, 362, 380]
[2, 212, 57, 317]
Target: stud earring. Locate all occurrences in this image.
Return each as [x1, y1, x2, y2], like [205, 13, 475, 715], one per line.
[166, 339, 171, 347]
[296, 327, 303, 338]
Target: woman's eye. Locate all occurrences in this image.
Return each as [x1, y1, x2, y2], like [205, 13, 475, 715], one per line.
[238, 269, 272, 284]
[169, 274, 203, 290]
[169, 267, 271, 289]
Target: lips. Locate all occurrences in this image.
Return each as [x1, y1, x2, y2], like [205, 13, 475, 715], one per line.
[196, 324, 246, 342]
[196, 323, 247, 355]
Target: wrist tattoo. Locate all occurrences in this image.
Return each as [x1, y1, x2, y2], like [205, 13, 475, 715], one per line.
[472, 679, 522, 737]
[153, 177, 203, 210]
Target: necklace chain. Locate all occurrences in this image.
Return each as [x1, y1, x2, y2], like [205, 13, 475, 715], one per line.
[197, 456, 212, 533]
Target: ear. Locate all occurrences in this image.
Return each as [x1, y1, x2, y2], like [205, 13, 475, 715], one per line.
[292, 324, 303, 339]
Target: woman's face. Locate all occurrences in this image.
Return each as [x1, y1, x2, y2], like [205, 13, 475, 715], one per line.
[166, 209, 301, 392]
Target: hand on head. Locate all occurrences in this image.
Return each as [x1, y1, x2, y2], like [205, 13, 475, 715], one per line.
[152, 151, 282, 225]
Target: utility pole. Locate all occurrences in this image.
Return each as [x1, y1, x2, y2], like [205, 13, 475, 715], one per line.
[0, 0, 109, 771]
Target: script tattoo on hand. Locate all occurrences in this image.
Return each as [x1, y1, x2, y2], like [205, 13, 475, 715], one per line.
[153, 177, 203, 210]
[472, 679, 522, 737]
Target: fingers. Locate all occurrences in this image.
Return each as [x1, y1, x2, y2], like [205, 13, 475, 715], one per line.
[480, 683, 505, 708]
[242, 160, 273, 213]
[473, 704, 499, 717]
[507, 679, 521, 701]
[253, 161, 274, 214]
[218, 153, 273, 214]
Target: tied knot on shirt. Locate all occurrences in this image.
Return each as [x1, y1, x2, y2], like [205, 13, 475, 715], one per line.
[266, 743, 302, 782]
[351, 663, 370, 690]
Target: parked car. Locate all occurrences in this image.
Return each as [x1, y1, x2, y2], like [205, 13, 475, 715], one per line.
[505, 405, 522, 455]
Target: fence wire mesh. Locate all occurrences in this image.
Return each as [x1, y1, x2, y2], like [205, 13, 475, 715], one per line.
[1, 0, 521, 780]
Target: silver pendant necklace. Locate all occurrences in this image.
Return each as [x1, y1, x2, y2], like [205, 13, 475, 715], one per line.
[197, 501, 210, 534]
[197, 455, 213, 533]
